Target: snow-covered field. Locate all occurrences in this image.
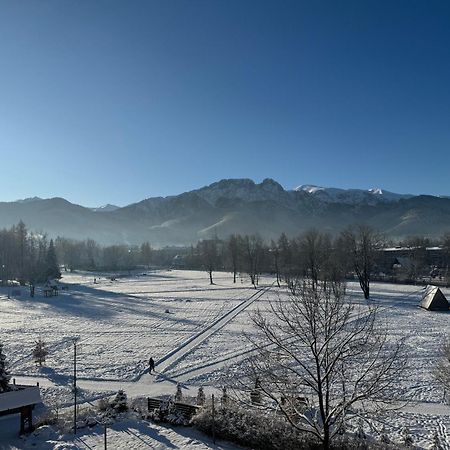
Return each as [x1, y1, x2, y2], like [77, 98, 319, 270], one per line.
[1, 270, 450, 448]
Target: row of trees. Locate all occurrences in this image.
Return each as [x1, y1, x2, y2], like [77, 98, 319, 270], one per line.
[2, 220, 450, 296]
[0, 221, 60, 286]
[191, 226, 383, 299]
[194, 228, 450, 296]
[54, 237, 155, 272]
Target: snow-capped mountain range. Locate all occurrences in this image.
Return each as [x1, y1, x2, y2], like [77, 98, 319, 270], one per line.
[294, 185, 413, 205]
[1, 179, 449, 245]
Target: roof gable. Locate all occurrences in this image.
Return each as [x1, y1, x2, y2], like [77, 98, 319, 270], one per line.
[421, 285, 449, 311]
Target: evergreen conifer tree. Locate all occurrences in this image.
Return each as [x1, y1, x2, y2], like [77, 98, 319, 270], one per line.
[46, 239, 61, 280]
[0, 343, 10, 392]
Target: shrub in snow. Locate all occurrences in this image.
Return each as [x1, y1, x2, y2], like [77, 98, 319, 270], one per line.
[95, 391, 128, 419]
[191, 403, 313, 450]
[402, 427, 413, 448]
[33, 338, 48, 366]
[192, 404, 405, 450]
[97, 397, 110, 412]
[174, 383, 183, 402]
[221, 387, 229, 406]
[0, 342, 10, 392]
[196, 386, 205, 406]
[147, 398, 190, 426]
[110, 390, 128, 412]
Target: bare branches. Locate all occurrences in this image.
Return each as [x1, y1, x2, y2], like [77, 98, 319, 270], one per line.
[244, 279, 407, 449]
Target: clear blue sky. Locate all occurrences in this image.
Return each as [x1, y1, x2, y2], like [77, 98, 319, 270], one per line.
[0, 0, 449, 206]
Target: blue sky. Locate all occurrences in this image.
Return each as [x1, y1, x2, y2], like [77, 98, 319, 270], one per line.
[0, 0, 449, 206]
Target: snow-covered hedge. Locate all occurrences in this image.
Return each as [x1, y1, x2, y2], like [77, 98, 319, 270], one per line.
[191, 404, 410, 450]
[191, 404, 313, 450]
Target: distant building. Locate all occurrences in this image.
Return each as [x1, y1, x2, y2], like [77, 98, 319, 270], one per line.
[378, 246, 448, 278]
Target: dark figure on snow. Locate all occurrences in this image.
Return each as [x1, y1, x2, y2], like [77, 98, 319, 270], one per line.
[149, 357, 155, 373]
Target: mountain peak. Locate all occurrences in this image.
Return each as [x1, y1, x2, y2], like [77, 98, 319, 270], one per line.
[261, 178, 284, 192]
[91, 204, 120, 212]
[15, 196, 44, 204]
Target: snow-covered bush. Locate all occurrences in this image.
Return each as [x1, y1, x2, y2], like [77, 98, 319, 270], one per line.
[146, 398, 190, 426]
[95, 391, 128, 419]
[110, 390, 128, 412]
[192, 404, 406, 450]
[191, 403, 313, 450]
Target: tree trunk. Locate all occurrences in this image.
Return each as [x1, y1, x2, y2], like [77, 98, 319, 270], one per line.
[323, 427, 330, 450]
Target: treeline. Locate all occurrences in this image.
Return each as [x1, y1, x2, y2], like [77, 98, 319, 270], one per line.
[0, 221, 60, 285]
[2, 221, 450, 295]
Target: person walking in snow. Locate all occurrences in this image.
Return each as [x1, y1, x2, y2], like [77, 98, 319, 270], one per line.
[149, 357, 155, 373]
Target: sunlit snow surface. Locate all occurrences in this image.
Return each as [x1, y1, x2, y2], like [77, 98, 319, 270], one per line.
[1, 270, 450, 448]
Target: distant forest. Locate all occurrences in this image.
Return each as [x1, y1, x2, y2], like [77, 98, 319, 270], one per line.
[1, 221, 449, 290]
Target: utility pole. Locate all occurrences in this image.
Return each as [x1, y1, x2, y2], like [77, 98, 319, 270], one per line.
[104, 423, 107, 450]
[211, 394, 216, 444]
[73, 338, 78, 434]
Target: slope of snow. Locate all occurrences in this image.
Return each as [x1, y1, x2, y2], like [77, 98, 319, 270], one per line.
[90, 204, 120, 212]
[13, 197, 44, 204]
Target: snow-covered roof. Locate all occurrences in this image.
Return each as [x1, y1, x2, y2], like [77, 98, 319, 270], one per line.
[420, 285, 449, 311]
[0, 386, 42, 412]
[383, 246, 443, 252]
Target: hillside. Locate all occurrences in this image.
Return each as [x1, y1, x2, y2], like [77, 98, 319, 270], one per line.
[0, 179, 448, 245]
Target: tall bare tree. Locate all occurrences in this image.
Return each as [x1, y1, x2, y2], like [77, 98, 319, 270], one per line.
[227, 234, 241, 283]
[244, 234, 264, 288]
[198, 238, 219, 284]
[298, 229, 332, 287]
[245, 279, 407, 449]
[339, 225, 382, 299]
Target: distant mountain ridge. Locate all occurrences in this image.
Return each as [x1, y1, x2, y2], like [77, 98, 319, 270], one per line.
[294, 185, 413, 204]
[1, 179, 449, 246]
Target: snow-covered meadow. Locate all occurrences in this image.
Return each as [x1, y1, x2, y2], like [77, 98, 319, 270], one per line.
[1, 270, 450, 448]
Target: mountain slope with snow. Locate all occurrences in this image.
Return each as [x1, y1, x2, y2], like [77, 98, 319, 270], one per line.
[0, 179, 448, 245]
[294, 184, 413, 205]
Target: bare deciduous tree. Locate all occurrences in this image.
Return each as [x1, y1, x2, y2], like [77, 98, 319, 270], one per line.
[198, 238, 219, 284]
[244, 234, 264, 288]
[339, 225, 382, 299]
[227, 234, 241, 284]
[245, 280, 407, 449]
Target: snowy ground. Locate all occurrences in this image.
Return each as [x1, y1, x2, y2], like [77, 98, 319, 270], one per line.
[0, 413, 241, 450]
[1, 270, 450, 448]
